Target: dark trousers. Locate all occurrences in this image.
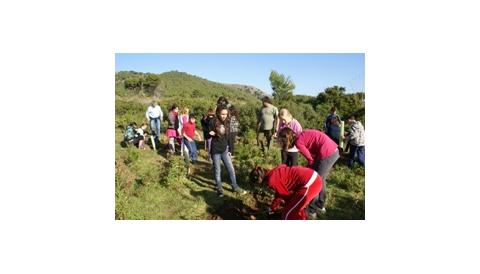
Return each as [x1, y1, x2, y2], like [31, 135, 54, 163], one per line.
[348, 145, 365, 168]
[227, 132, 238, 155]
[307, 150, 340, 213]
[257, 129, 273, 153]
[281, 150, 298, 166]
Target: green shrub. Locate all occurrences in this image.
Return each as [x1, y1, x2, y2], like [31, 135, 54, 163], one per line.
[161, 155, 188, 187]
[124, 146, 140, 165]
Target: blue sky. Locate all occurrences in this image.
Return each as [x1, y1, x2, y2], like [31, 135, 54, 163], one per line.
[115, 53, 364, 96]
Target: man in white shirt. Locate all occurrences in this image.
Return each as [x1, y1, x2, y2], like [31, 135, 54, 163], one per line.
[146, 100, 163, 139]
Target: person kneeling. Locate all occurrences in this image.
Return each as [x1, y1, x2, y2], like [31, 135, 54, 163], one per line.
[249, 164, 323, 220]
[133, 123, 148, 150]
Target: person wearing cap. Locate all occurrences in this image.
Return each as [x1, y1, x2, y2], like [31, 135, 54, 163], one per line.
[146, 100, 163, 140]
[256, 96, 279, 154]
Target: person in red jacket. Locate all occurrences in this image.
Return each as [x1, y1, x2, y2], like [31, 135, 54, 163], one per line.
[277, 128, 340, 218]
[249, 164, 322, 220]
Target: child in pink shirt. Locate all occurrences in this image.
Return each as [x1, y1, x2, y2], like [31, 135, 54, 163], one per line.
[276, 108, 303, 166]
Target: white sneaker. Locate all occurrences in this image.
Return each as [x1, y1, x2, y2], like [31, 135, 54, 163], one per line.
[319, 207, 326, 214]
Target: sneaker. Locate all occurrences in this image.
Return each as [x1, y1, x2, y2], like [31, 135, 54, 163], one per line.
[319, 207, 327, 214]
[308, 212, 317, 220]
[216, 190, 224, 197]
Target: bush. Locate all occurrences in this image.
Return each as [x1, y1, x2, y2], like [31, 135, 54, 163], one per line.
[161, 155, 188, 187]
[131, 160, 161, 186]
[115, 100, 146, 128]
[124, 146, 140, 165]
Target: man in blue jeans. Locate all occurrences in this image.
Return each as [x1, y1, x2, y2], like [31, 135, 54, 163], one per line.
[345, 115, 365, 168]
[146, 100, 163, 139]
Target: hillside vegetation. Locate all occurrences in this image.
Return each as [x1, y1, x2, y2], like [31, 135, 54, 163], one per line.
[115, 70, 365, 220]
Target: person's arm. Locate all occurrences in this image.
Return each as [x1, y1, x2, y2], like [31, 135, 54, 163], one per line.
[177, 116, 183, 135]
[270, 193, 284, 212]
[182, 132, 193, 142]
[349, 124, 359, 144]
[146, 109, 150, 121]
[159, 106, 163, 121]
[324, 116, 330, 132]
[296, 120, 303, 134]
[208, 118, 216, 137]
[296, 138, 315, 167]
[256, 108, 262, 133]
[273, 108, 279, 136]
[268, 171, 289, 212]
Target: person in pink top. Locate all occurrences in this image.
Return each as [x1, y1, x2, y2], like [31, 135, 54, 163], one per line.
[178, 107, 190, 157]
[276, 108, 303, 166]
[277, 128, 340, 218]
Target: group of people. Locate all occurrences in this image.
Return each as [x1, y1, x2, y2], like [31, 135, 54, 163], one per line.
[122, 96, 365, 220]
[252, 99, 365, 220]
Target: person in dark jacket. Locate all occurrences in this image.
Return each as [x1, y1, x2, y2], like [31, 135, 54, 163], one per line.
[324, 106, 341, 145]
[208, 105, 247, 197]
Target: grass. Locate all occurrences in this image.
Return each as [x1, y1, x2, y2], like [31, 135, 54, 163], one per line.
[115, 127, 365, 220]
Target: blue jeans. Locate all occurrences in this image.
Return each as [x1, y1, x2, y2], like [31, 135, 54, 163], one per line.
[348, 145, 365, 168]
[212, 150, 239, 194]
[183, 138, 198, 162]
[149, 117, 161, 138]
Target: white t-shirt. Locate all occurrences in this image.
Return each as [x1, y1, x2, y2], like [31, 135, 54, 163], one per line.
[137, 128, 145, 136]
[287, 145, 299, 153]
[146, 105, 163, 119]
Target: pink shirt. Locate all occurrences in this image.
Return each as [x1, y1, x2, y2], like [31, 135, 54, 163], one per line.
[278, 118, 303, 136]
[295, 129, 338, 166]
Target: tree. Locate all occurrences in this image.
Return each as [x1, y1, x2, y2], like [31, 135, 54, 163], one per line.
[315, 85, 346, 106]
[269, 70, 295, 103]
[315, 86, 365, 122]
[124, 78, 141, 91]
[143, 73, 160, 95]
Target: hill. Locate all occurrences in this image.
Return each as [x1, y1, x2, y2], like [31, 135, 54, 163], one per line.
[224, 83, 270, 100]
[115, 70, 365, 220]
[116, 70, 261, 104]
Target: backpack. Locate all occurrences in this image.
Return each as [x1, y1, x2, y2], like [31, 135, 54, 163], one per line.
[124, 124, 137, 141]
